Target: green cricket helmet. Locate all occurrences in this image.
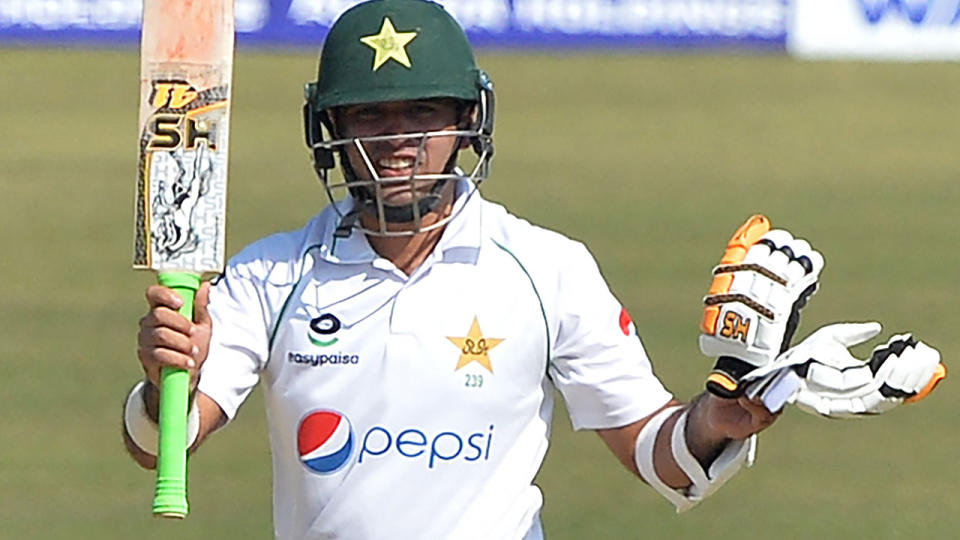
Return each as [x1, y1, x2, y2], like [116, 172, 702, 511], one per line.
[303, 0, 495, 236]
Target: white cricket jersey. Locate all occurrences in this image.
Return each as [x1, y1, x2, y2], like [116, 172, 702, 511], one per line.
[198, 182, 673, 540]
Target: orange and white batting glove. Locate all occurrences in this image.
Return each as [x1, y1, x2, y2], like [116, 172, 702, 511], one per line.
[699, 215, 824, 398]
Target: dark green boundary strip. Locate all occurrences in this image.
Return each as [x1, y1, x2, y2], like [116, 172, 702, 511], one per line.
[267, 243, 323, 351]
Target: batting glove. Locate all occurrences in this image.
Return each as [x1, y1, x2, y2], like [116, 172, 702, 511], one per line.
[699, 215, 824, 398]
[749, 322, 946, 418]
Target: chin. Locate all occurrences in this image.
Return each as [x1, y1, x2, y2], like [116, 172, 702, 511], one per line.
[382, 191, 436, 205]
[380, 197, 417, 207]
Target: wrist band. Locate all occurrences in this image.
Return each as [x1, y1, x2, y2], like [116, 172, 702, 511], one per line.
[635, 405, 756, 513]
[670, 410, 710, 488]
[673, 408, 757, 502]
[633, 405, 691, 511]
[123, 380, 200, 456]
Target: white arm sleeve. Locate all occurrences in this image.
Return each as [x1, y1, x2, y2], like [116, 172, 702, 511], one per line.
[197, 262, 271, 421]
[548, 242, 673, 430]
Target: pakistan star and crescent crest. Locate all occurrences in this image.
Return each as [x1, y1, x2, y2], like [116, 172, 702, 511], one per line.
[360, 17, 418, 71]
[447, 316, 504, 373]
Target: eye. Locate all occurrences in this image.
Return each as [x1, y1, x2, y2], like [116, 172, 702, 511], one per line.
[410, 103, 439, 116]
[352, 107, 381, 121]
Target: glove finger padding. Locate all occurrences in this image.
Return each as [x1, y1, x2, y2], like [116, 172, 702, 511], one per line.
[758, 324, 947, 418]
[700, 215, 824, 398]
[867, 334, 946, 402]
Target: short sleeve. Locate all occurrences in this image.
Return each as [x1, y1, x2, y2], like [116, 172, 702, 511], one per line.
[548, 243, 673, 430]
[197, 264, 270, 420]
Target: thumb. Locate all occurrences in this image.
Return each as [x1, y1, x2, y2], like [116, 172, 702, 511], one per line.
[830, 322, 882, 347]
[194, 281, 213, 328]
[719, 214, 771, 264]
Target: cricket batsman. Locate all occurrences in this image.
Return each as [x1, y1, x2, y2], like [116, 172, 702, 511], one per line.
[122, 1, 946, 538]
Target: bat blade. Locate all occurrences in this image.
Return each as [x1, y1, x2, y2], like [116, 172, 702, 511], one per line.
[134, 0, 235, 274]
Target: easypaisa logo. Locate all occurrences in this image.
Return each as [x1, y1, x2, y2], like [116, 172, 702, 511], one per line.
[308, 313, 341, 347]
[288, 314, 360, 367]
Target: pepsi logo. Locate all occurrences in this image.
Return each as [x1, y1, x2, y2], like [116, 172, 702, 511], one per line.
[297, 410, 354, 474]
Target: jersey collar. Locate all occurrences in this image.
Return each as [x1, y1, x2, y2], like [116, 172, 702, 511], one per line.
[433, 179, 483, 259]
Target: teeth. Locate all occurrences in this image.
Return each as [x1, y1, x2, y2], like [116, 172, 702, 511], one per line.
[378, 157, 414, 170]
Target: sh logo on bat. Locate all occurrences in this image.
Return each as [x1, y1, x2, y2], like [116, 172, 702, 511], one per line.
[146, 80, 224, 151]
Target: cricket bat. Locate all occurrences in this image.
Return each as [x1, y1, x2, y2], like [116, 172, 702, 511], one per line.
[133, 0, 235, 518]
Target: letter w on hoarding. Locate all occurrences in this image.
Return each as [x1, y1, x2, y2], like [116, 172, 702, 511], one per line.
[859, 0, 960, 26]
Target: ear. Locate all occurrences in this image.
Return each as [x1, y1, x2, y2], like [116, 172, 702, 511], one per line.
[457, 103, 479, 149]
[462, 102, 479, 126]
[325, 108, 340, 137]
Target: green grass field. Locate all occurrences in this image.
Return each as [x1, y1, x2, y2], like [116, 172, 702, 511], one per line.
[0, 47, 956, 539]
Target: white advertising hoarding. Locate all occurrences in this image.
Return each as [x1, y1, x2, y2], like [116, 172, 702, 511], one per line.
[0, 0, 788, 48]
[789, 0, 960, 60]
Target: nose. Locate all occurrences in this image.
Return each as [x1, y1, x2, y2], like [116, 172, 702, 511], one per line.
[378, 110, 410, 137]
[373, 112, 419, 152]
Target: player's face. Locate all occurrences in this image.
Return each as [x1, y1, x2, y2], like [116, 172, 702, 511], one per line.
[336, 99, 463, 207]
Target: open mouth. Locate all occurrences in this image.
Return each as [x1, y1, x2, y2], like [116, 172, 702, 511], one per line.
[369, 160, 435, 204]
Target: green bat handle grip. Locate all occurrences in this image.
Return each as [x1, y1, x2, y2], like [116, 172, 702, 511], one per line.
[152, 272, 201, 519]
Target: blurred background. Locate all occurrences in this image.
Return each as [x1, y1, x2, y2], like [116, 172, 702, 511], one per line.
[1, 1, 957, 538]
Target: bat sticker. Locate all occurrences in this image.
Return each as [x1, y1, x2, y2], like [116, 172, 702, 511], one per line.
[150, 140, 213, 259]
[134, 80, 229, 271]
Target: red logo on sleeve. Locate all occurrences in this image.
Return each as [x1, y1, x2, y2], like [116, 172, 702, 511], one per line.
[619, 308, 634, 336]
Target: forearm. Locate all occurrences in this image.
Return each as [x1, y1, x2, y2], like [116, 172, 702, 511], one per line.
[649, 395, 731, 489]
[142, 380, 160, 423]
[613, 394, 759, 512]
[649, 408, 688, 488]
[121, 382, 227, 470]
[682, 393, 733, 468]
[122, 419, 158, 470]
